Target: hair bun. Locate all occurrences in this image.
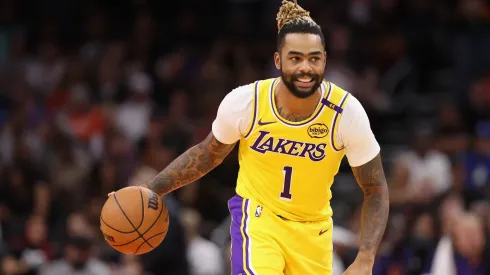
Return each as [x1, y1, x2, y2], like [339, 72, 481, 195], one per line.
[276, 0, 312, 32]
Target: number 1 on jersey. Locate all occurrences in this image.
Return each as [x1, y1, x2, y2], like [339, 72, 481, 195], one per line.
[280, 166, 293, 200]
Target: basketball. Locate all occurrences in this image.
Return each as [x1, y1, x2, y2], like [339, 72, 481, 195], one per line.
[100, 186, 169, 255]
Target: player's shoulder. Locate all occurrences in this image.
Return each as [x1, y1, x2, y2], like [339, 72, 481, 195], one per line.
[221, 78, 273, 107]
[343, 93, 365, 115]
[226, 82, 255, 98]
[222, 82, 255, 104]
[327, 82, 365, 115]
[225, 78, 274, 97]
[214, 81, 263, 139]
[329, 81, 348, 93]
[218, 81, 259, 115]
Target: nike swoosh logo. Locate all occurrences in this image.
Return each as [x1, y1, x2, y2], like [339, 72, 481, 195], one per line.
[257, 119, 276, 126]
[319, 229, 329, 235]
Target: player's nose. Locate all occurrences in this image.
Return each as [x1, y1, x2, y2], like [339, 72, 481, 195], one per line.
[298, 60, 313, 73]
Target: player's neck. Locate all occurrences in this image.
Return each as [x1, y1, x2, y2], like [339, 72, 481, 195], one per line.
[275, 81, 322, 118]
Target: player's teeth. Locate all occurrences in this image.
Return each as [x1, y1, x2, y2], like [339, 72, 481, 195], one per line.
[298, 78, 312, 82]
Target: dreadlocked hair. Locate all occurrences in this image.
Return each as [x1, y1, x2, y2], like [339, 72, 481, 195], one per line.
[276, 0, 325, 51]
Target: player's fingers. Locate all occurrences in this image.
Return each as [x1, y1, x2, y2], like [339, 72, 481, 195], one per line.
[108, 192, 115, 197]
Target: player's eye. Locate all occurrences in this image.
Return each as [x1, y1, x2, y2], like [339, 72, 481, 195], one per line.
[291, 56, 301, 61]
[310, 57, 320, 62]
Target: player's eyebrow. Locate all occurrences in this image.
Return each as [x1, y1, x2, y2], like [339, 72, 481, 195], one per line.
[287, 50, 322, 56]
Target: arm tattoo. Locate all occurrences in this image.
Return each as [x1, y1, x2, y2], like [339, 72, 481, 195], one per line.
[143, 132, 236, 196]
[351, 153, 390, 259]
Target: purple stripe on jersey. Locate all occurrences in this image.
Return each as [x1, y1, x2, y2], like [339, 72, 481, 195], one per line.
[270, 81, 330, 127]
[321, 98, 343, 114]
[244, 81, 260, 138]
[228, 195, 255, 275]
[331, 92, 350, 151]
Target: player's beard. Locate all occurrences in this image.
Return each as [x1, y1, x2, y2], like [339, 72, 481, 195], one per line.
[281, 70, 323, 99]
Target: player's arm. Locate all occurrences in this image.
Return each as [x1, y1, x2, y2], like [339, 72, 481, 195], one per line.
[351, 154, 389, 264]
[141, 84, 253, 197]
[338, 96, 389, 269]
[141, 133, 236, 196]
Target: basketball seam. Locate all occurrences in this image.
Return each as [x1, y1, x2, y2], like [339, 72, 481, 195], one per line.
[100, 196, 137, 233]
[134, 229, 169, 255]
[100, 215, 137, 234]
[136, 186, 145, 230]
[111, 203, 166, 247]
[113, 193, 154, 249]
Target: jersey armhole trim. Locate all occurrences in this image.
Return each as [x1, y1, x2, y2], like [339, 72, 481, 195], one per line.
[243, 81, 260, 138]
[330, 91, 351, 152]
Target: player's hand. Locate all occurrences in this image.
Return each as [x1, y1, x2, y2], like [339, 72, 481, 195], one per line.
[107, 184, 149, 197]
[343, 259, 372, 275]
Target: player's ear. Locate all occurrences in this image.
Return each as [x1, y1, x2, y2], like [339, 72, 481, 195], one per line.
[274, 52, 281, 70]
[323, 51, 327, 66]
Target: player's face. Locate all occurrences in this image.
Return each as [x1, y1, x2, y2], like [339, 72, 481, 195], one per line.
[275, 33, 326, 99]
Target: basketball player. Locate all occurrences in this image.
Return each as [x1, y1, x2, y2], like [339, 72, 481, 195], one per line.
[116, 1, 389, 274]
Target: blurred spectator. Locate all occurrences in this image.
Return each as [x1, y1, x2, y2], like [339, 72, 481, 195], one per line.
[435, 102, 469, 161]
[0, 160, 50, 234]
[139, 211, 190, 275]
[57, 84, 105, 149]
[66, 212, 97, 240]
[46, 57, 87, 114]
[407, 213, 437, 274]
[114, 72, 153, 143]
[96, 42, 126, 104]
[102, 130, 134, 180]
[0, 97, 43, 165]
[464, 73, 490, 131]
[40, 236, 109, 275]
[470, 201, 490, 235]
[111, 255, 151, 275]
[165, 90, 194, 134]
[1, 254, 29, 275]
[374, 212, 437, 275]
[452, 0, 490, 101]
[456, 121, 490, 205]
[46, 134, 91, 212]
[431, 213, 490, 275]
[331, 225, 357, 275]
[324, 24, 357, 93]
[223, 239, 232, 275]
[354, 67, 391, 112]
[372, 214, 408, 275]
[88, 161, 123, 201]
[9, 215, 52, 274]
[181, 208, 224, 275]
[439, 195, 465, 236]
[390, 127, 453, 206]
[24, 40, 65, 96]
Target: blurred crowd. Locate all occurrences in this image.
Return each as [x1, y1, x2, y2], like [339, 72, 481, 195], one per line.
[0, 0, 490, 274]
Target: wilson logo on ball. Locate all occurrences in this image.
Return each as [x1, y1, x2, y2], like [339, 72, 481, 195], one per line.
[148, 191, 159, 210]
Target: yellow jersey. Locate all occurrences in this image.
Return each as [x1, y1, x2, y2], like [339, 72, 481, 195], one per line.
[235, 77, 350, 222]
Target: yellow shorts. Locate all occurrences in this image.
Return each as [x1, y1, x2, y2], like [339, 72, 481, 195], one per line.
[228, 195, 333, 275]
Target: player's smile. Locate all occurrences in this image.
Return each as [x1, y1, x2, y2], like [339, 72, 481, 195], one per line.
[293, 74, 317, 89]
[294, 80, 314, 88]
